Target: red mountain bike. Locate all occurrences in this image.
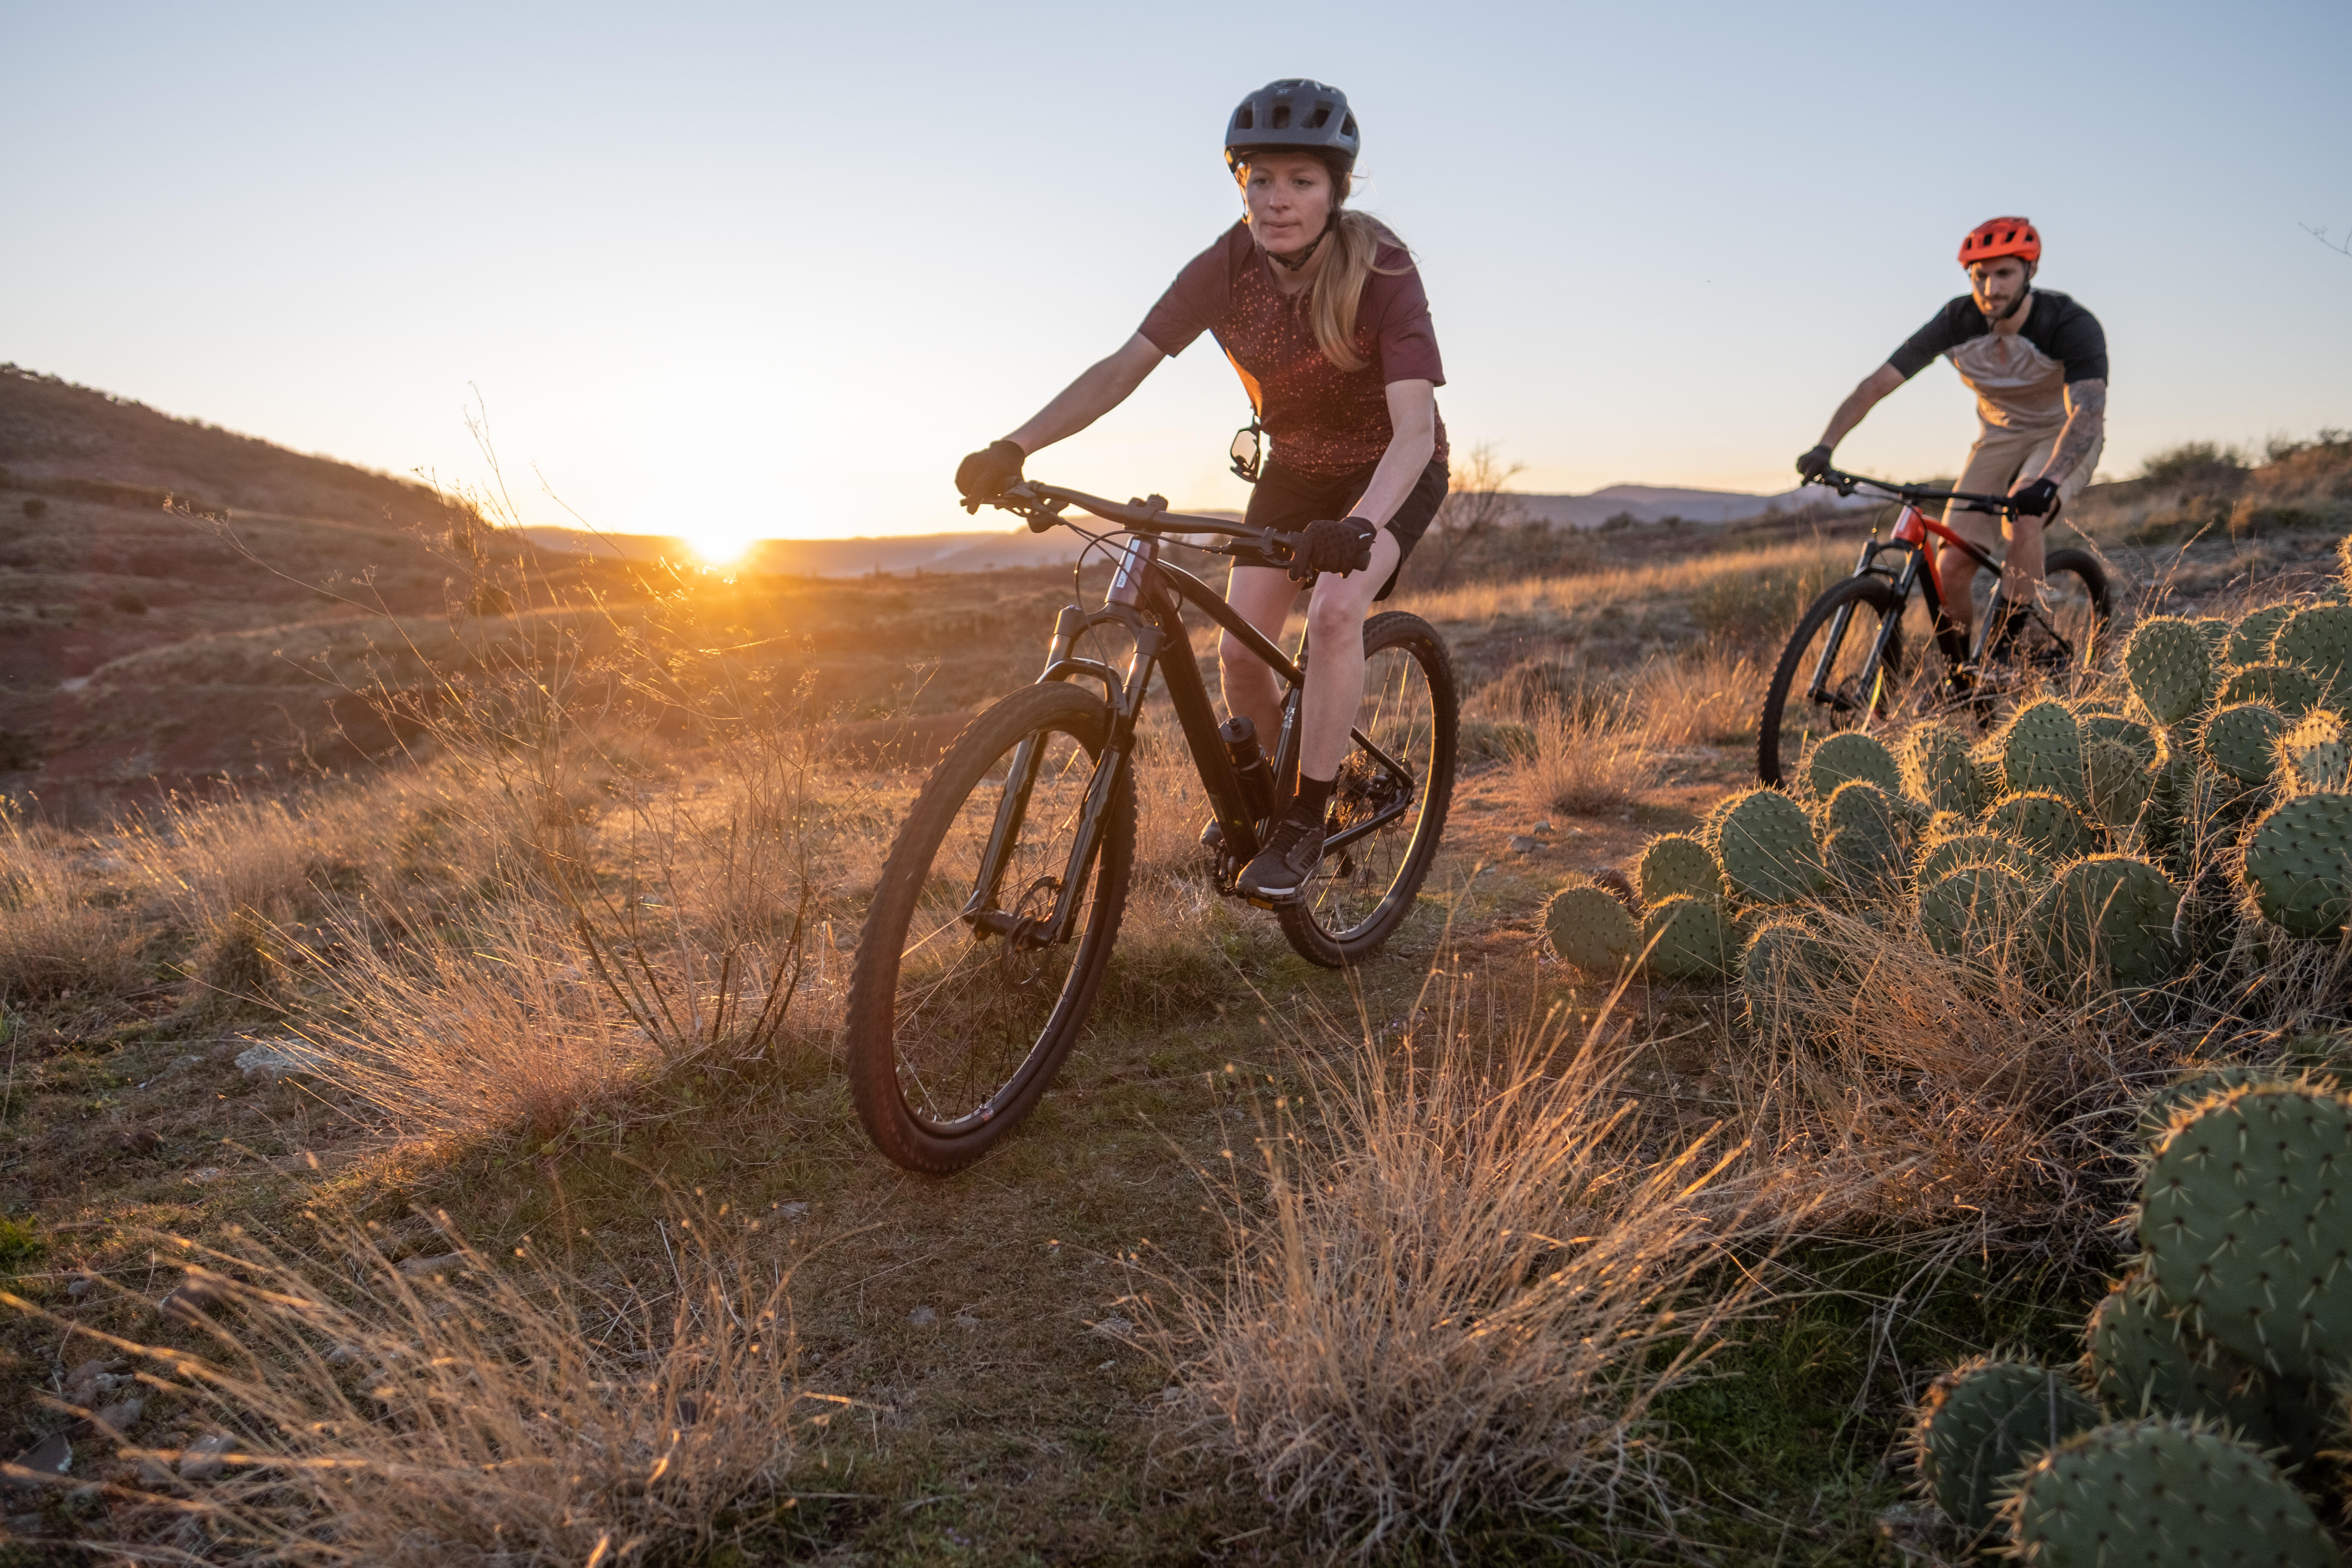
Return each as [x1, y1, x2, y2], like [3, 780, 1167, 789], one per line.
[1756, 467, 2113, 787]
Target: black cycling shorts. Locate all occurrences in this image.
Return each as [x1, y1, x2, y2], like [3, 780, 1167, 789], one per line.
[1233, 456, 1450, 602]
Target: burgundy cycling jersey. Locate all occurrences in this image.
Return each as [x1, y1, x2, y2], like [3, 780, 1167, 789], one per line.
[1138, 220, 1448, 478]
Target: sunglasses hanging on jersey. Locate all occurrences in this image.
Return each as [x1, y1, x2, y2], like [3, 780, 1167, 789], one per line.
[1230, 420, 1263, 484]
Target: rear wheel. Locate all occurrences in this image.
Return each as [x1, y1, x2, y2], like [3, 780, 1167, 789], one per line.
[845, 682, 1134, 1173]
[1277, 611, 1458, 967]
[1984, 546, 2113, 686]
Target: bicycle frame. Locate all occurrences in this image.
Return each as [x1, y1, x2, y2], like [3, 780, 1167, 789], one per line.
[957, 502, 1418, 951]
[1805, 501, 1998, 715]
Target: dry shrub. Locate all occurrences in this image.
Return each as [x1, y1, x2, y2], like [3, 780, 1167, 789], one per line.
[1507, 699, 1660, 818]
[0, 802, 142, 1002]
[1628, 649, 1758, 750]
[1145, 988, 1772, 1557]
[1729, 903, 2180, 1263]
[277, 905, 660, 1148]
[6, 1202, 825, 1565]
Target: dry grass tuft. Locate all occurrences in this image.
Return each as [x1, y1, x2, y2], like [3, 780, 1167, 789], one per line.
[1144, 985, 1773, 1557]
[0, 803, 143, 1003]
[1629, 649, 1759, 750]
[7, 1200, 822, 1565]
[1505, 699, 1661, 818]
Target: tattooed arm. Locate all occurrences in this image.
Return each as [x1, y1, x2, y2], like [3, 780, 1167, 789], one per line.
[2034, 377, 2107, 486]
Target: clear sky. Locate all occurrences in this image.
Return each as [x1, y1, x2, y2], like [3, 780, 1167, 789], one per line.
[5, 1, 2347, 557]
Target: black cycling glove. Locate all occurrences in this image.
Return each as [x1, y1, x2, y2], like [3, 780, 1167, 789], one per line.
[1286, 516, 1377, 583]
[955, 439, 1026, 501]
[1795, 445, 1833, 480]
[2011, 477, 2061, 517]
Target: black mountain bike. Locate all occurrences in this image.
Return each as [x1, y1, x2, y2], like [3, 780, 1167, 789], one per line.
[1757, 467, 2113, 787]
[844, 480, 1458, 1173]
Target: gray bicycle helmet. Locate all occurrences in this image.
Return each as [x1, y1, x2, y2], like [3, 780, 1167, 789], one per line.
[1223, 79, 1359, 174]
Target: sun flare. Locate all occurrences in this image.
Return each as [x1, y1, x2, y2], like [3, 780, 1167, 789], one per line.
[679, 523, 759, 565]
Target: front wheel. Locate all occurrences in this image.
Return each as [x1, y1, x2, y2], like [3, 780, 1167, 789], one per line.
[844, 681, 1135, 1173]
[1277, 611, 1458, 967]
[1757, 574, 1913, 788]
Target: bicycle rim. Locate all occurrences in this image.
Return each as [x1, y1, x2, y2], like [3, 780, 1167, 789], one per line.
[868, 689, 1131, 1141]
[1763, 577, 1956, 781]
[1998, 552, 2111, 687]
[1279, 612, 1456, 965]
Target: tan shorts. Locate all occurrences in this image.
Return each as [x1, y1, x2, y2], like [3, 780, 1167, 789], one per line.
[1941, 424, 2103, 551]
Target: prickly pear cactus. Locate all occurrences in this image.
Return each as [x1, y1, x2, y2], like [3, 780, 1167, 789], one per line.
[1634, 834, 1721, 907]
[1919, 862, 2028, 960]
[2275, 708, 2352, 794]
[1982, 790, 2100, 862]
[1907, 1357, 2098, 1537]
[2199, 700, 2290, 786]
[2007, 1419, 2337, 1568]
[1916, 831, 2048, 893]
[2193, 616, 2233, 665]
[1738, 914, 1845, 1029]
[1542, 882, 1639, 975]
[2140, 1083, 2352, 1379]
[2134, 1066, 2282, 1143]
[2002, 699, 2087, 804]
[2030, 854, 2182, 989]
[2275, 602, 2352, 694]
[1707, 789, 1824, 905]
[2082, 738, 2153, 828]
[2124, 616, 2217, 727]
[2240, 791, 2352, 939]
[1639, 893, 1738, 981]
[2086, 1266, 2337, 1472]
[1805, 730, 1901, 801]
[1822, 779, 1911, 894]
[2228, 602, 2298, 667]
[2221, 661, 2321, 716]
[2079, 712, 2158, 763]
[1901, 720, 1987, 817]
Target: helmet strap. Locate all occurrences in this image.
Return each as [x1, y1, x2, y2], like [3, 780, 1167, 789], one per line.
[1269, 211, 1338, 273]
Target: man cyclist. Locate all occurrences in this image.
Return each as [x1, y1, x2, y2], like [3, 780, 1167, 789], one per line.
[1797, 217, 2107, 648]
[953, 80, 1449, 905]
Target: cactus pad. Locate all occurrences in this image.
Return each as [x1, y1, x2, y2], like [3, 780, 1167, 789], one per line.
[2220, 661, 2321, 716]
[1916, 831, 2047, 891]
[2228, 602, 2298, 667]
[2030, 854, 2182, 989]
[2079, 712, 2159, 763]
[2275, 708, 2352, 794]
[2240, 791, 2352, 939]
[2002, 698, 2087, 803]
[1906, 1357, 2098, 1536]
[1542, 882, 1638, 974]
[1982, 790, 2101, 862]
[2008, 1418, 2337, 1568]
[2082, 738, 2153, 828]
[1707, 789, 1825, 905]
[2199, 700, 2290, 786]
[2134, 1066, 2283, 1144]
[1919, 862, 2029, 959]
[2085, 1267, 2337, 1470]
[1738, 914, 1846, 1028]
[1804, 730, 1902, 801]
[2274, 602, 2352, 694]
[1902, 720, 1987, 816]
[1634, 834, 1721, 907]
[1822, 779, 1911, 894]
[2139, 1083, 2352, 1379]
[1638, 894, 1738, 981]
[2125, 616, 2217, 726]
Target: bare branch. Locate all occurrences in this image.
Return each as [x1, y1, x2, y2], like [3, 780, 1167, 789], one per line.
[2301, 222, 2352, 260]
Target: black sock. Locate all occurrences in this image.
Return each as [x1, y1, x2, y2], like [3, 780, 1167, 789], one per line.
[1289, 772, 1335, 827]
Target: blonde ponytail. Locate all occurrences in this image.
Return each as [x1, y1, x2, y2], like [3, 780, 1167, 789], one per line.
[1306, 208, 1410, 373]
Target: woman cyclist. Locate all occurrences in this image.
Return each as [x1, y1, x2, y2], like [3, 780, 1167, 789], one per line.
[954, 78, 1450, 904]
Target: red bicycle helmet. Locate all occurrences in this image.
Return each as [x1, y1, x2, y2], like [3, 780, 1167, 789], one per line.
[1958, 216, 2041, 267]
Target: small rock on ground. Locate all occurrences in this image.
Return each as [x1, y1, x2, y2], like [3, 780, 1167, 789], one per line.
[236, 1040, 308, 1081]
[908, 1305, 939, 1328]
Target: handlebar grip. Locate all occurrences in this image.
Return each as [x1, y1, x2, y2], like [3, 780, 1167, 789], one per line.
[1027, 514, 1055, 534]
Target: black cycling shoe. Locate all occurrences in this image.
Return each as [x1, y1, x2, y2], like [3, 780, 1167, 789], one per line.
[1238, 816, 1326, 905]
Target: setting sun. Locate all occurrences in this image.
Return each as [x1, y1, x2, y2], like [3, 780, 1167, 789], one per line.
[679, 521, 759, 565]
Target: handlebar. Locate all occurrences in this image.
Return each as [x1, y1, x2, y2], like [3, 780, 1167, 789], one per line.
[964, 479, 1295, 560]
[1808, 466, 2023, 516]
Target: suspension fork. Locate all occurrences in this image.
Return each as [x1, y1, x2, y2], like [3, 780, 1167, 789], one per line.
[966, 537, 1163, 948]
